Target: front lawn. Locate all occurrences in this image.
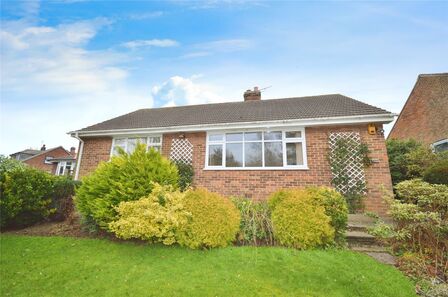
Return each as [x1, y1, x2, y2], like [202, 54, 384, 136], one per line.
[0, 235, 415, 297]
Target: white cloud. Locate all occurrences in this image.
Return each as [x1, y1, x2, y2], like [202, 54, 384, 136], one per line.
[0, 16, 153, 155]
[122, 39, 179, 49]
[151, 75, 223, 106]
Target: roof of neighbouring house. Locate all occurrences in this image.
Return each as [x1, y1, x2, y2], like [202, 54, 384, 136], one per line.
[10, 149, 42, 156]
[75, 94, 393, 133]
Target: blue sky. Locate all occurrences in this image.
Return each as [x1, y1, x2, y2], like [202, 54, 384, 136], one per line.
[1, 0, 447, 155]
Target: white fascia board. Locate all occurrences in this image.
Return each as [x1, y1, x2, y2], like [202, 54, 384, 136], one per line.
[69, 113, 396, 137]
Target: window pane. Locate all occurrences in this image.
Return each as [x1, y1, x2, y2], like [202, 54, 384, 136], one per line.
[286, 142, 304, 166]
[245, 142, 262, 167]
[148, 136, 160, 144]
[434, 141, 448, 152]
[226, 143, 243, 167]
[113, 138, 126, 155]
[208, 134, 223, 142]
[286, 131, 302, 138]
[127, 138, 137, 153]
[245, 132, 262, 141]
[264, 142, 283, 166]
[226, 133, 243, 142]
[148, 145, 161, 152]
[208, 145, 223, 166]
[264, 131, 282, 140]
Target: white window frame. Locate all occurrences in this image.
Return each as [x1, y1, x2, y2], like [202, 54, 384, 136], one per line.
[56, 161, 73, 176]
[432, 138, 448, 152]
[110, 135, 163, 158]
[205, 127, 308, 170]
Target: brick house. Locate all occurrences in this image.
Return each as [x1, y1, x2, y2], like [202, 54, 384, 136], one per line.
[70, 90, 395, 215]
[10, 145, 77, 176]
[388, 73, 448, 152]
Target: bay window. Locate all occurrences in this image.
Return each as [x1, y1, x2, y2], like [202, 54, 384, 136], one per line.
[111, 135, 162, 156]
[206, 129, 307, 169]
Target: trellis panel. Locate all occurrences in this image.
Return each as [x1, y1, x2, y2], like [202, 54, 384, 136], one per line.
[170, 138, 193, 164]
[328, 132, 367, 194]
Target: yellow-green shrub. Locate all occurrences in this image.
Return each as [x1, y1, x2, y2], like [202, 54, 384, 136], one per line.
[306, 187, 348, 244]
[109, 184, 189, 245]
[269, 189, 335, 249]
[177, 188, 240, 249]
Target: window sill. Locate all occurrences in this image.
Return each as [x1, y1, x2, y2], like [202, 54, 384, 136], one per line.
[203, 166, 309, 171]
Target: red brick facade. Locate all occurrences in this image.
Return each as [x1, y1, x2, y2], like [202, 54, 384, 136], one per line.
[24, 147, 72, 174]
[78, 123, 393, 215]
[389, 73, 448, 146]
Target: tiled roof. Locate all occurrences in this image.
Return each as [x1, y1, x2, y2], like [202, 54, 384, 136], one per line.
[78, 94, 392, 132]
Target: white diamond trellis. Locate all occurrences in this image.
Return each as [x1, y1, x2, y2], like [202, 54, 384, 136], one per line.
[328, 132, 367, 195]
[170, 138, 193, 164]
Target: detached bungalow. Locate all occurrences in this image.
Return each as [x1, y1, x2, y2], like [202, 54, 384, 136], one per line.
[70, 89, 395, 215]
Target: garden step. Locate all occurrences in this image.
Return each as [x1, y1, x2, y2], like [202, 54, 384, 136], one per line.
[345, 230, 377, 245]
[364, 252, 396, 266]
[350, 245, 387, 253]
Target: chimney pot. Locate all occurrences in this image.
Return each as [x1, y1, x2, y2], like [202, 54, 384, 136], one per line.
[243, 86, 261, 101]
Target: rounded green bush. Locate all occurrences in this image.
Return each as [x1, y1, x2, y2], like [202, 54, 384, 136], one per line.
[423, 159, 448, 185]
[75, 144, 179, 230]
[269, 189, 336, 249]
[177, 188, 240, 249]
[306, 187, 348, 244]
[1, 166, 54, 227]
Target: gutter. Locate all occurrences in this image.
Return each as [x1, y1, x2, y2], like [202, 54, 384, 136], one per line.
[69, 113, 397, 138]
[72, 132, 84, 181]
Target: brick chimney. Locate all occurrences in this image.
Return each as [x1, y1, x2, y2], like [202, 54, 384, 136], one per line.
[70, 147, 76, 156]
[244, 86, 261, 101]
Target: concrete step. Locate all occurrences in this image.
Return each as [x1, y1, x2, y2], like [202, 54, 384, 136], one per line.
[350, 245, 387, 253]
[365, 252, 396, 266]
[346, 230, 377, 245]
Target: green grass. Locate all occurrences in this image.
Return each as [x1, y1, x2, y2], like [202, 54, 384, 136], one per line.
[0, 235, 415, 297]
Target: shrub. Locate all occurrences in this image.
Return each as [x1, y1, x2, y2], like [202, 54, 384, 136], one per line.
[268, 189, 335, 249]
[177, 188, 240, 249]
[1, 166, 54, 227]
[386, 139, 442, 186]
[424, 159, 448, 185]
[174, 161, 194, 191]
[109, 184, 189, 245]
[232, 197, 274, 246]
[49, 177, 80, 222]
[75, 144, 179, 230]
[306, 187, 348, 244]
[372, 180, 448, 282]
[0, 156, 78, 228]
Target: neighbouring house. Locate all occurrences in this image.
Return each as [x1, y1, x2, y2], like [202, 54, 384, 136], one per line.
[10, 145, 77, 176]
[388, 73, 448, 152]
[70, 89, 396, 215]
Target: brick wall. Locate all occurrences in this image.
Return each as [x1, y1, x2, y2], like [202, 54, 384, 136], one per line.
[78, 137, 113, 178]
[389, 74, 448, 146]
[24, 147, 71, 174]
[78, 124, 393, 215]
[162, 124, 392, 215]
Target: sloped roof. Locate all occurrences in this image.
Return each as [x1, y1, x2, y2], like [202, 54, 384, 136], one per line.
[10, 149, 41, 156]
[77, 94, 392, 133]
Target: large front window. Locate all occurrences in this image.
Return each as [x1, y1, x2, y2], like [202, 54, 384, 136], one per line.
[206, 129, 307, 169]
[111, 136, 162, 156]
